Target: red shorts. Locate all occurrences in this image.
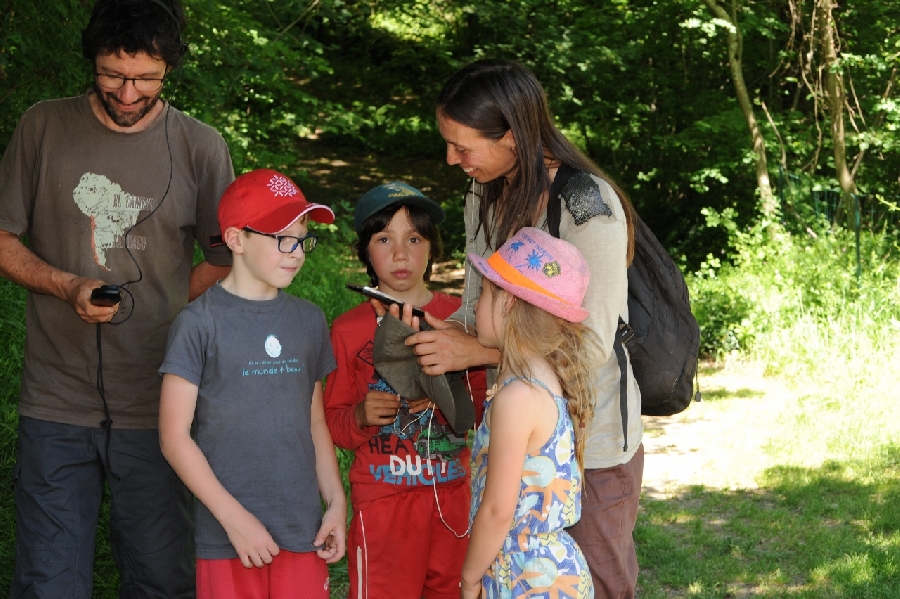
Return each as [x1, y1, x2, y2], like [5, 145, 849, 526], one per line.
[197, 549, 329, 599]
[349, 483, 470, 599]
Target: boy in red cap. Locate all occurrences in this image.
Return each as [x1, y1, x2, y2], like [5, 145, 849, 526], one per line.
[158, 169, 346, 598]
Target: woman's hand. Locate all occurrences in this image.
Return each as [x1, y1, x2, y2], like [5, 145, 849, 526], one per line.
[406, 317, 498, 375]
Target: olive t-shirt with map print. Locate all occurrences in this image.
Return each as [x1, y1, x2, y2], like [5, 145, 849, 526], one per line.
[0, 94, 234, 428]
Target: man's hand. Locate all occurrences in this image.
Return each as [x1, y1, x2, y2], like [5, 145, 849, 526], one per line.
[355, 391, 402, 428]
[67, 276, 119, 324]
[0, 231, 118, 324]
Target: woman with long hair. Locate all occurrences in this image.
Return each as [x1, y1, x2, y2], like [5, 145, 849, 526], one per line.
[406, 59, 644, 598]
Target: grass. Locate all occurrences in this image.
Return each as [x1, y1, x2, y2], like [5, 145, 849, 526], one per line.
[635, 310, 900, 597]
[638, 443, 900, 598]
[638, 451, 900, 598]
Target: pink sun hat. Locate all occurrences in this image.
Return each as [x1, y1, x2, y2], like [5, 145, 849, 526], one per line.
[468, 227, 590, 323]
[217, 168, 334, 235]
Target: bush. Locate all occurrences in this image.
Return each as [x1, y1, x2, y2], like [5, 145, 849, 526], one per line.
[0, 279, 25, 583]
[690, 205, 900, 364]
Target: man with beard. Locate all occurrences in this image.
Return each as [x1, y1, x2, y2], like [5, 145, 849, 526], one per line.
[0, 0, 233, 596]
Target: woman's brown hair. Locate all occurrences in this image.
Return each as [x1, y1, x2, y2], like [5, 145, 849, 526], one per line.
[437, 59, 635, 263]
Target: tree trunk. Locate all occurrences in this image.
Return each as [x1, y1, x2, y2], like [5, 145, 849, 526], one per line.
[816, 0, 857, 221]
[703, 0, 777, 215]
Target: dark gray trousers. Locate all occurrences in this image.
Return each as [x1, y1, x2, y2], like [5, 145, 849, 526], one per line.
[10, 417, 195, 599]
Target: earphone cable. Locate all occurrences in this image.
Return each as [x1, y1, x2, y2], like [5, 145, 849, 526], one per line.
[95, 84, 177, 477]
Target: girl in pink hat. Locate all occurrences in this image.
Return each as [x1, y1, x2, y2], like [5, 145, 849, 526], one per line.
[461, 227, 600, 599]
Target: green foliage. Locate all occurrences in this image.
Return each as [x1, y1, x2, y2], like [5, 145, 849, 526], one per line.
[177, 1, 336, 174]
[689, 203, 900, 360]
[0, 0, 90, 147]
[0, 279, 24, 581]
[3, 0, 899, 268]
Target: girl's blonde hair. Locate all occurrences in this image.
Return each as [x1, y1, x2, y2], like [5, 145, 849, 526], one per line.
[488, 280, 602, 471]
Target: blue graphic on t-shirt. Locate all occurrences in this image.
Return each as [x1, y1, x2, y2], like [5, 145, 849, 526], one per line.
[241, 357, 305, 376]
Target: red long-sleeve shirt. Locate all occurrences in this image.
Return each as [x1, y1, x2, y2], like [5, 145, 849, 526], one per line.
[324, 293, 486, 508]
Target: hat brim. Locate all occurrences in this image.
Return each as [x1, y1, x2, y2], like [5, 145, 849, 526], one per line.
[354, 197, 445, 232]
[373, 314, 475, 434]
[468, 253, 589, 323]
[250, 201, 335, 233]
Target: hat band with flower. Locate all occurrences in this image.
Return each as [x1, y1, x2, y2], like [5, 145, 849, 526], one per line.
[468, 227, 590, 323]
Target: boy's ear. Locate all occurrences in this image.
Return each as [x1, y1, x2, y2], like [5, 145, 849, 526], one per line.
[223, 227, 245, 254]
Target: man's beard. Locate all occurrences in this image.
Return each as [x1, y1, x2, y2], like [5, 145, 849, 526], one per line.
[93, 82, 163, 128]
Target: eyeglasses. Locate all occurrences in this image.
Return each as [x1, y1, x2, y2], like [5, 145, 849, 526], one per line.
[243, 228, 318, 253]
[95, 73, 166, 93]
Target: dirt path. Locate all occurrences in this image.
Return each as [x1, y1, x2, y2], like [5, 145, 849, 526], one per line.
[294, 139, 468, 212]
[640, 364, 794, 498]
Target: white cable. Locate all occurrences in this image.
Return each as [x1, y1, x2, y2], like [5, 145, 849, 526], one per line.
[425, 406, 471, 538]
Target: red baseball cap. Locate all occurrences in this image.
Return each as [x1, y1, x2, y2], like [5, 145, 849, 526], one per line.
[216, 169, 335, 237]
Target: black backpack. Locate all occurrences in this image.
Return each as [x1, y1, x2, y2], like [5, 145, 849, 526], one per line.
[548, 165, 701, 450]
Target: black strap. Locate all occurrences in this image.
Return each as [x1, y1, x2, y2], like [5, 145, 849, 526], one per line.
[548, 165, 632, 452]
[613, 317, 634, 452]
[547, 163, 578, 237]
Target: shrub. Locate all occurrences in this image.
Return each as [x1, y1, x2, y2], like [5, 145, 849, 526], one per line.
[690, 205, 900, 365]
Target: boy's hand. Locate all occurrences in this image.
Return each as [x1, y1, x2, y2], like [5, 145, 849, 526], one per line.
[314, 503, 346, 563]
[355, 391, 402, 427]
[370, 297, 422, 329]
[223, 507, 280, 568]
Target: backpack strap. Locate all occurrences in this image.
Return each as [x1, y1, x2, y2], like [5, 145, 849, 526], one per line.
[547, 163, 578, 237]
[614, 317, 634, 452]
[549, 164, 632, 452]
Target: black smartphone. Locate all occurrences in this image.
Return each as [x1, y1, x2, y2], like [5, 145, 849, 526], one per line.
[90, 284, 121, 307]
[345, 283, 426, 318]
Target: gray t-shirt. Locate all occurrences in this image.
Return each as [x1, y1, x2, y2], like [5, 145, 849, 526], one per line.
[160, 283, 337, 559]
[0, 94, 234, 428]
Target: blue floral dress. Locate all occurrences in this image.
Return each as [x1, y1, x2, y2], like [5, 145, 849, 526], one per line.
[470, 377, 593, 598]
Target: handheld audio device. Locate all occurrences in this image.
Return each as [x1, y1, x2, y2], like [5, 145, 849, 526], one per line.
[346, 283, 426, 318]
[90, 284, 122, 307]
